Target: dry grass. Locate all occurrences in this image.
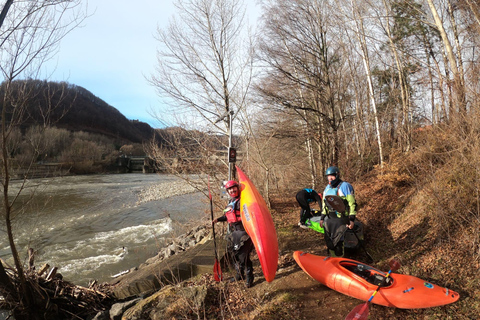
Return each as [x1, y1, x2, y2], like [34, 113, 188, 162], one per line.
[125, 121, 480, 319]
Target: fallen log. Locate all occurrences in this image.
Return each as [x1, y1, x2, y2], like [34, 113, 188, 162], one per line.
[37, 263, 49, 277]
[45, 266, 58, 281]
[0, 249, 115, 319]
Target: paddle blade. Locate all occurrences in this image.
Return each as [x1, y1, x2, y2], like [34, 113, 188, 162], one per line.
[389, 258, 401, 272]
[345, 302, 369, 320]
[213, 259, 223, 282]
[325, 195, 346, 212]
[207, 176, 213, 200]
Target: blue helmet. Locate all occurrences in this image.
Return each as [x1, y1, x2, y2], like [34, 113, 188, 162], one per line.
[325, 166, 340, 176]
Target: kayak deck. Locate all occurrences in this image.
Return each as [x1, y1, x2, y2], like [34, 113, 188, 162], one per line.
[294, 251, 460, 309]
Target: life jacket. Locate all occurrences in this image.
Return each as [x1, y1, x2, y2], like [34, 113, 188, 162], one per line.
[324, 182, 347, 218]
[324, 181, 344, 197]
[224, 198, 241, 223]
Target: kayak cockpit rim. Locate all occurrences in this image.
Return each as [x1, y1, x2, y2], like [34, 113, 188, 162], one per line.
[340, 260, 394, 288]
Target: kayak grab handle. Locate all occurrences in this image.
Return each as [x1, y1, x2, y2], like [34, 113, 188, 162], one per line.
[403, 287, 414, 293]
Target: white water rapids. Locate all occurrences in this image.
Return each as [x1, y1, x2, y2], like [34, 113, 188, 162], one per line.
[0, 174, 209, 286]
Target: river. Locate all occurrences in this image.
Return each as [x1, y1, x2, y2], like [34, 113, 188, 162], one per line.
[0, 173, 208, 287]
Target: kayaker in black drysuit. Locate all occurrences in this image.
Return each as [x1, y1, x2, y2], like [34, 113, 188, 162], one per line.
[295, 188, 322, 229]
[212, 180, 254, 288]
[319, 166, 357, 257]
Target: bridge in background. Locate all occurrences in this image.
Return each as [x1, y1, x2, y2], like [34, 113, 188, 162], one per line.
[116, 156, 155, 173]
[117, 150, 242, 174]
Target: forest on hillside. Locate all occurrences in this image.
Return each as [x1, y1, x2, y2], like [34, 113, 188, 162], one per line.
[0, 80, 159, 175]
[150, 3, 480, 311]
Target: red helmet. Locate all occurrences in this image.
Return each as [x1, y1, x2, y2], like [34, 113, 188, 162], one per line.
[224, 180, 239, 189]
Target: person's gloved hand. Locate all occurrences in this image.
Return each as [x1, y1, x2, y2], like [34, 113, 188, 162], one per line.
[347, 220, 354, 229]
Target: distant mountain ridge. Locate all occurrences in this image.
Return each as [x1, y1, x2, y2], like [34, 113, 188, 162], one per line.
[16, 80, 158, 144]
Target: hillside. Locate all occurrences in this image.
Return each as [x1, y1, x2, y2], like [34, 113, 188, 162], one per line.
[247, 152, 476, 320]
[13, 80, 158, 144]
[104, 149, 477, 319]
[195, 158, 476, 319]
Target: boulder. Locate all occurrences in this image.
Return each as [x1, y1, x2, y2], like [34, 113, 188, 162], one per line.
[110, 236, 226, 299]
[110, 298, 141, 320]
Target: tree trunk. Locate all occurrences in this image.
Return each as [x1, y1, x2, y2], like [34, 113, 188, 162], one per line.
[351, 0, 384, 168]
[447, 0, 467, 115]
[382, 0, 411, 151]
[426, 0, 466, 113]
[0, 0, 13, 29]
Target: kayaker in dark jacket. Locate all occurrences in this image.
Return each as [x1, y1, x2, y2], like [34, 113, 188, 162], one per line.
[319, 166, 357, 257]
[296, 188, 322, 229]
[212, 180, 254, 288]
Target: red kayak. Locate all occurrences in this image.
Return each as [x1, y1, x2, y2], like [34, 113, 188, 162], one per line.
[293, 251, 460, 309]
[237, 166, 278, 282]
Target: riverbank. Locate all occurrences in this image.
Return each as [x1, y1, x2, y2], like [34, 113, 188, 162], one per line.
[94, 171, 474, 320]
[2, 170, 474, 319]
[2, 174, 208, 288]
[99, 195, 329, 320]
[135, 177, 203, 205]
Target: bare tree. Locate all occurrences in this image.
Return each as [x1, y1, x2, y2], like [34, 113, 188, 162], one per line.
[425, 0, 467, 114]
[150, 0, 253, 180]
[257, 0, 353, 175]
[0, 1, 85, 317]
[345, 0, 385, 168]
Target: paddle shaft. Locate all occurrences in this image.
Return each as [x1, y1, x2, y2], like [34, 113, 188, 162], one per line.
[345, 259, 401, 320]
[210, 196, 219, 259]
[351, 227, 374, 262]
[367, 268, 394, 302]
[208, 178, 222, 281]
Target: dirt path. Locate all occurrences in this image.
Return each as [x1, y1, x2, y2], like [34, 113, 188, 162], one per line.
[201, 184, 464, 319]
[239, 196, 370, 320]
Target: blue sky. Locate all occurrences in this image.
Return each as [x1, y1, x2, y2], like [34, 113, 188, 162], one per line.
[43, 0, 175, 128]
[43, 0, 259, 129]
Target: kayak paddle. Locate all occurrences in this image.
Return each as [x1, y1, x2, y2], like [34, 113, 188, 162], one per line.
[351, 225, 374, 262]
[345, 258, 401, 320]
[208, 177, 223, 282]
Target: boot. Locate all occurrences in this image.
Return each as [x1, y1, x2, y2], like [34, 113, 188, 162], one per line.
[230, 273, 244, 282]
[245, 275, 254, 288]
[245, 268, 254, 288]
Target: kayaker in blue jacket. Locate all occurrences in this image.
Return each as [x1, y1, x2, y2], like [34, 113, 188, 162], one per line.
[212, 180, 254, 288]
[295, 188, 322, 229]
[319, 166, 357, 257]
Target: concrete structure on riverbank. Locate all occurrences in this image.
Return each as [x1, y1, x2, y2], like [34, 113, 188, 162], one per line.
[110, 228, 227, 300]
[116, 155, 156, 173]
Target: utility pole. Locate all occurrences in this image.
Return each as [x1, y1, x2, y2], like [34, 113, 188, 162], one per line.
[228, 110, 236, 181]
[215, 110, 236, 181]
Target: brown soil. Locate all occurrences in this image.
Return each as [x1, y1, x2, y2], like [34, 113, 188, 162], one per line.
[189, 171, 473, 320]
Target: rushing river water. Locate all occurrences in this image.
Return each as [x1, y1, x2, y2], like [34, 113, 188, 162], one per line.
[0, 174, 207, 286]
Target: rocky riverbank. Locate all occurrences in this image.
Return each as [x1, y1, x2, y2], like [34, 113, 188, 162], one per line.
[90, 222, 221, 319]
[135, 178, 204, 205]
[36, 178, 470, 320]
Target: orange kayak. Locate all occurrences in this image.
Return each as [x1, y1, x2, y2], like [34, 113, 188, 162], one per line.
[293, 251, 460, 308]
[237, 166, 278, 282]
